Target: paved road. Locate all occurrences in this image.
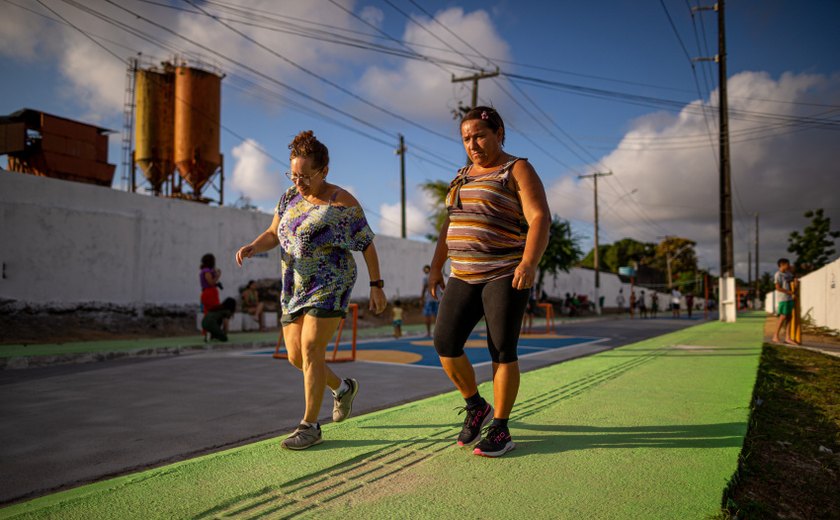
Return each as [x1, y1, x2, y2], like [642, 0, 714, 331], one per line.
[0, 316, 706, 505]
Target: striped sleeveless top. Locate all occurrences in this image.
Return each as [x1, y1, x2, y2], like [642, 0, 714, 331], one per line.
[445, 157, 528, 284]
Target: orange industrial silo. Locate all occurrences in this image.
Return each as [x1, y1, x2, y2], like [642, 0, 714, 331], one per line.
[173, 65, 222, 198]
[134, 65, 175, 194]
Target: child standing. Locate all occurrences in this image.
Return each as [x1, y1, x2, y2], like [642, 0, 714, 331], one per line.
[392, 300, 403, 338]
[772, 258, 796, 345]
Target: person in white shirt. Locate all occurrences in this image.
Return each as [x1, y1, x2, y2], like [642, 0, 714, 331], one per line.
[671, 288, 682, 318]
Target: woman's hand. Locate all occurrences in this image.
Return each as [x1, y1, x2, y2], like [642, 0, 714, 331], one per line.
[235, 245, 255, 266]
[369, 287, 387, 314]
[512, 261, 537, 291]
[428, 268, 446, 300]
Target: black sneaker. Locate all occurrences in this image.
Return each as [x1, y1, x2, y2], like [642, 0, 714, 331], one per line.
[456, 401, 493, 446]
[473, 424, 515, 457]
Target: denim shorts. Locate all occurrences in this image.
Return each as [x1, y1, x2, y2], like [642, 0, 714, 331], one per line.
[280, 306, 346, 326]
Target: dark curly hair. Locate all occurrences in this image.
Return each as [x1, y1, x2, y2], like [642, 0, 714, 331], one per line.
[200, 253, 215, 269]
[288, 130, 329, 170]
[461, 106, 505, 145]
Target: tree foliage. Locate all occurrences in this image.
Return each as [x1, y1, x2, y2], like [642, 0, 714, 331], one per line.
[419, 179, 451, 242]
[787, 208, 840, 275]
[654, 236, 698, 281]
[579, 238, 656, 273]
[537, 216, 583, 292]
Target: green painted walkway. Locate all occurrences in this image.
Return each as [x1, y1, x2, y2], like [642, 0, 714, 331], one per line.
[1, 314, 765, 519]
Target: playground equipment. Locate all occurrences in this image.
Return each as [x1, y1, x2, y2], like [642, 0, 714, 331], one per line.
[538, 303, 555, 334]
[522, 303, 556, 335]
[273, 304, 359, 362]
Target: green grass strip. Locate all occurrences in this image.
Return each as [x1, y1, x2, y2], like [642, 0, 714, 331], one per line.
[1, 313, 765, 519]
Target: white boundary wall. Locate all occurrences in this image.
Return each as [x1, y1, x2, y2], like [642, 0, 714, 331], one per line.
[1, 170, 704, 313]
[0, 171, 434, 310]
[765, 258, 840, 331]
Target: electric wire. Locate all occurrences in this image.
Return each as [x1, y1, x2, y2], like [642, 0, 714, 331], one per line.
[182, 0, 456, 143]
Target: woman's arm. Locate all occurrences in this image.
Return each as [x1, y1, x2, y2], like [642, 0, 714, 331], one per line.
[236, 212, 281, 266]
[511, 160, 550, 291]
[362, 243, 387, 314]
[204, 269, 221, 286]
[428, 215, 450, 299]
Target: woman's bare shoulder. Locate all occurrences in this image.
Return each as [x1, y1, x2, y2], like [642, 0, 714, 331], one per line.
[331, 186, 361, 208]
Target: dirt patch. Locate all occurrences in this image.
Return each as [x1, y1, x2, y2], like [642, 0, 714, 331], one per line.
[0, 308, 198, 345]
[763, 312, 840, 352]
[718, 343, 840, 519]
[1, 298, 431, 346]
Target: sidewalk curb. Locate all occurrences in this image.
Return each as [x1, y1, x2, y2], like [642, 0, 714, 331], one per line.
[0, 340, 277, 371]
[0, 315, 619, 371]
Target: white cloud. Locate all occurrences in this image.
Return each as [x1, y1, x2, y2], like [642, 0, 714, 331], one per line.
[378, 198, 434, 239]
[57, 34, 125, 121]
[229, 138, 283, 209]
[355, 7, 512, 123]
[1, 0, 372, 119]
[547, 71, 840, 278]
[0, 4, 55, 60]
[359, 5, 384, 28]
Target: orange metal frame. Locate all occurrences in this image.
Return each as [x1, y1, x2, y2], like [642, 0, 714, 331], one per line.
[522, 303, 555, 335]
[538, 303, 555, 334]
[273, 303, 358, 363]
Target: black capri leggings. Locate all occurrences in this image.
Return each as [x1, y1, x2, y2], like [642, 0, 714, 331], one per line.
[434, 275, 530, 364]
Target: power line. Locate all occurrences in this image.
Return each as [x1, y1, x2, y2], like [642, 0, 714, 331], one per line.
[182, 0, 456, 143]
[659, 0, 718, 166]
[45, 0, 459, 184]
[34, 0, 126, 64]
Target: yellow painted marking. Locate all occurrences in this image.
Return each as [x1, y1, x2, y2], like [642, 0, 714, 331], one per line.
[410, 339, 487, 348]
[355, 350, 423, 364]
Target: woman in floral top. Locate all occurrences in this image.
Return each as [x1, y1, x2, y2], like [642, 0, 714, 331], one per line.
[236, 130, 387, 450]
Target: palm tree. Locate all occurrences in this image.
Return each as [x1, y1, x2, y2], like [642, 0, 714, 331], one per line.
[537, 216, 583, 294]
[420, 179, 450, 241]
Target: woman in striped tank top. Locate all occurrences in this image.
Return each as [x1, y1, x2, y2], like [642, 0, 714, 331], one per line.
[428, 106, 550, 457]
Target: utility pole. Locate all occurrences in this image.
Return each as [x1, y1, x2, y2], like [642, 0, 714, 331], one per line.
[718, 0, 733, 281]
[396, 134, 407, 239]
[579, 171, 612, 315]
[695, 0, 734, 321]
[451, 68, 500, 109]
[755, 212, 759, 307]
[748, 249, 752, 304]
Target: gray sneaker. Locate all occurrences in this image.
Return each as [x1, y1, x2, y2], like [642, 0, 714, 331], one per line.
[332, 378, 359, 422]
[280, 423, 323, 450]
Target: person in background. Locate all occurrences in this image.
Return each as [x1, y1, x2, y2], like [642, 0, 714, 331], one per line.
[202, 298, 236, 342]
[522, 285, 537, 334]
[200, 253, 222, 314]
[236, 130, 387, 450]
[428, 106, 550, 458]
[771, 258, 796, 345]
[420, 265, 439, 337]
[671, 287, 682, 318]
[685, 292, 695, 318]
[200, 253, 225, 337]
[629, 290, 636, 319]
[392, 299, 403, 338]
[616, 288, 626, 315]
[241, 280, 265, 331]
[651, 292, 659, 318]
[638, 290, 648, 319]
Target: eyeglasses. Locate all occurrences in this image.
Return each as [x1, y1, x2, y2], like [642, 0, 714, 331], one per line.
[285, 168, 323, 185]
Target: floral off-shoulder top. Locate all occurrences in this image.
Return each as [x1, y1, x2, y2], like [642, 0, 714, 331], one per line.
[275, 186, 374, 317]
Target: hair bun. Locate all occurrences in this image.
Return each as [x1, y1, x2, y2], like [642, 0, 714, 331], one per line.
[288, 130, 329, 169]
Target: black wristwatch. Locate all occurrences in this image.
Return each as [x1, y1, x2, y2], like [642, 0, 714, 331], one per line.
[370, 279, 384, 288]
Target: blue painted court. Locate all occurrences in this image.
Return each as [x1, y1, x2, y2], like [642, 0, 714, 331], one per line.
[249, 332, 605, 368]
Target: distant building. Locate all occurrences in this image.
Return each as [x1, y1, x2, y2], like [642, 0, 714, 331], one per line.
[0, 108, 115, 187]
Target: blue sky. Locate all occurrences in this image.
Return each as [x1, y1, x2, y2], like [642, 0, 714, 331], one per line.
[2, 0, 839, 279]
